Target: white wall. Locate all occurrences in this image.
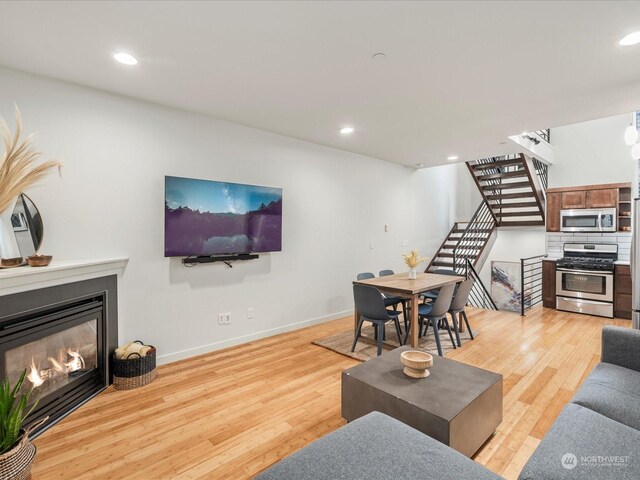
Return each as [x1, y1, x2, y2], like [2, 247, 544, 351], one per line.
[0, 66, 464, 364]
[549, 113, 637, 195]
[478, 228, 547, 287]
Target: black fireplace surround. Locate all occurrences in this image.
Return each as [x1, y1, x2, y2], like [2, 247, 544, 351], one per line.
[0, 275, 118, 438]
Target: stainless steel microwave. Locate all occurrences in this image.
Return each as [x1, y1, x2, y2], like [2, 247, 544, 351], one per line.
[560, 208, 616, 232]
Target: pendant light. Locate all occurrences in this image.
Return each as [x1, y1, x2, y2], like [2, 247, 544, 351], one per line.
[625, 123, 638, 146]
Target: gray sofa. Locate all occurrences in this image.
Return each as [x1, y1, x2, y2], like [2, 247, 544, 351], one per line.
[257, 326, 640, 479]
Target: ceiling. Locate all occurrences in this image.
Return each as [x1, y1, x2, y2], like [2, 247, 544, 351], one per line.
[1, 1, 640, 167]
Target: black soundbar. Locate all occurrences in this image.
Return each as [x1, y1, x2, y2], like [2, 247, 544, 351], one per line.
[182, 254, 259, 265]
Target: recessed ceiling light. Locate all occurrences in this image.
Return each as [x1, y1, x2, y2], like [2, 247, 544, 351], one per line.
[447, 155, 459, 161]
[340, 127, 354, 135]
[521, 131, 528, 136]
[113, 52, 138, 65]
[372, 52, 386, 62]
[619, 31, 640, 46]
[415, 163, 424, 168]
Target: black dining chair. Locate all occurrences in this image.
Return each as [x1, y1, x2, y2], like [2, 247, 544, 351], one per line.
[448, 278, 475, 346]
[379, 269, 409, 332]
[352, 285, 403, 356]
[356, 272, 385, 340]
[420, 268, 459, 303]
[409, 283, 456, 356]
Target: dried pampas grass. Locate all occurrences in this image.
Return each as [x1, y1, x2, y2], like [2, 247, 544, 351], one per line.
[0, 106, 62, 213]
[403, 250, 429, 269]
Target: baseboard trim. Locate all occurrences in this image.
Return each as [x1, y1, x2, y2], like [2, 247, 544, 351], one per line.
[157, 309, 353, 365]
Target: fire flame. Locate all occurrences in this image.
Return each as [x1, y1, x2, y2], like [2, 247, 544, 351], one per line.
[27, 348, 85, 387]
[65, 349, 85, 372]
[27, 359, 45, 387]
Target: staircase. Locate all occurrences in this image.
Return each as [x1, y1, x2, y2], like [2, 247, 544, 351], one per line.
[427, 201, 497, 273]
[425, 152, 549, 310]
[467, 153, 546, 227]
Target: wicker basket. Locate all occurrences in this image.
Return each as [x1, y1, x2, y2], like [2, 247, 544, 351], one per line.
[0, 418, 47, 480]
[112, 341, 157, 390]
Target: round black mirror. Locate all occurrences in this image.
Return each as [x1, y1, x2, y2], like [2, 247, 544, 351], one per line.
[10, 194, 43, 257]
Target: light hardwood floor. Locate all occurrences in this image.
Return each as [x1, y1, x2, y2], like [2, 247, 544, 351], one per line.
[32, 307, 628, 479]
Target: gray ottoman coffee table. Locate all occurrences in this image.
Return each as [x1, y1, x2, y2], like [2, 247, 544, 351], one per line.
[342, 345, 503, 457]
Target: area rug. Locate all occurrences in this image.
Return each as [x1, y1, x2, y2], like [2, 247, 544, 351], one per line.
[313, 322, 475, 362]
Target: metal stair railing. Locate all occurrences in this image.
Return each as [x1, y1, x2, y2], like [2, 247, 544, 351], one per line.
[532, 157, 548, 192]
[520, 254, 546, 315]
[452, 200, 496, 274]
[465, 259, 498, 310]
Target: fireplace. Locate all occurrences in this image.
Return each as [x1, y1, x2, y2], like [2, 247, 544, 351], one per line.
[0, 275, 118, 437]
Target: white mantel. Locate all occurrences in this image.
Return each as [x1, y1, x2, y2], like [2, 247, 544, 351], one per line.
[0, 258, 128, 297]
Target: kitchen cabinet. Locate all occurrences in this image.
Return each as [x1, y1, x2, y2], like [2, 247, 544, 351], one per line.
[586, 189, 617, 208]
[542, 260, 556, 308]
[546, 183, 632, 233]
[615, 264, 632, 319]
[561, 191, 586, 209]
[546, 192, 561, 232]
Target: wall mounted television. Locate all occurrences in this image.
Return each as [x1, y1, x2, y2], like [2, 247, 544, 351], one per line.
[164, 176, 282, 257]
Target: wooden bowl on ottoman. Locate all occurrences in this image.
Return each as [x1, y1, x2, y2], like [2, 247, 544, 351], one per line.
[401, 350, 433, 378]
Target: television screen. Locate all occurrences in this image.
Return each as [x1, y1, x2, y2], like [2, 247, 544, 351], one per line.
[164, 176, 282, 257]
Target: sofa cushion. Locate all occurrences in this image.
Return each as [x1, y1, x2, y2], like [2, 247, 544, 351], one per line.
[572, 362, 640, 431]
[256, 411, 502, 480]
[519, 403, 640, 480]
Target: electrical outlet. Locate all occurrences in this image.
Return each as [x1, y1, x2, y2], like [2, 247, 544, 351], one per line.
[218, 313, 226, 325]
[224, 313, 231, 324]
[247, 308, 254, 319]
[384, 224, 390, 232]
[370, 240, 374, 249]
[401, 240, 409, 246]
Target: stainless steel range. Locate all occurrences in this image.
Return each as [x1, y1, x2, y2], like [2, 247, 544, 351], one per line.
[556, 243, 617, 318]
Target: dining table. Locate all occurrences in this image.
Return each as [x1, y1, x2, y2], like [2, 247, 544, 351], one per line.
[352, 271, 465, 348]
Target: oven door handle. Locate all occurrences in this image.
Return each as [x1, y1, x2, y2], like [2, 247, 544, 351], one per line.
[556, 268, 613, 276]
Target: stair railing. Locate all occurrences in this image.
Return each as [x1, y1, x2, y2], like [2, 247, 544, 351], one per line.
[465, 259, 498, 310]
[520, 254, 546, 316]
[452, 200, 497, 274]
[535, 129, 550, 143]
[532, 158, 548, 191]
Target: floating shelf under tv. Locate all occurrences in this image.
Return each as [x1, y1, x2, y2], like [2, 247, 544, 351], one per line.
[182, 254, 259, 266]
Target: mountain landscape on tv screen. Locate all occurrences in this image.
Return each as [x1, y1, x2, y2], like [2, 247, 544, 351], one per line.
[164, 176, 282, 256]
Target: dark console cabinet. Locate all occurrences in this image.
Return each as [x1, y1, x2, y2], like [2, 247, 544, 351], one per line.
[542, 260, 556, 308]
[615, 264, 632, 319]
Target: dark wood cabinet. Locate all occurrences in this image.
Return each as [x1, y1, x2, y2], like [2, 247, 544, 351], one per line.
[546, 193, 561, 232]
[614, 264, 632, 319]
[586, 188, 617, 208]
[561, 191, 586, 209]
[542, 260, 556, 308]
[546, 183, 632, 233]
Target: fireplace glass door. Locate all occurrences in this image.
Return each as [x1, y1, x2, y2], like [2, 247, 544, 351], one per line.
[6, 319, 98, 401]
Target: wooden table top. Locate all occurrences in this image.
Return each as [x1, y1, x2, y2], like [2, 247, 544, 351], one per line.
[352, 272, 465, 295]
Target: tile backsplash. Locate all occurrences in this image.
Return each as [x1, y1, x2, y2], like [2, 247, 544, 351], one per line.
[546, 232, 632, 262]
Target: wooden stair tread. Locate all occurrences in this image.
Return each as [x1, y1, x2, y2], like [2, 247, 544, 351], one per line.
[471, 159, 523, 170]
[437, 252, 478, 258]
[482, 181, 533, 191]
[499, 220, 546, 227]
[487, 201, 539, 209]
[476, 170, 528, 181]
[486, 192, 535, 200]
[443, 243, 481, 249]
[494, 211, 543, 217]
[452, 228, 493, 233]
